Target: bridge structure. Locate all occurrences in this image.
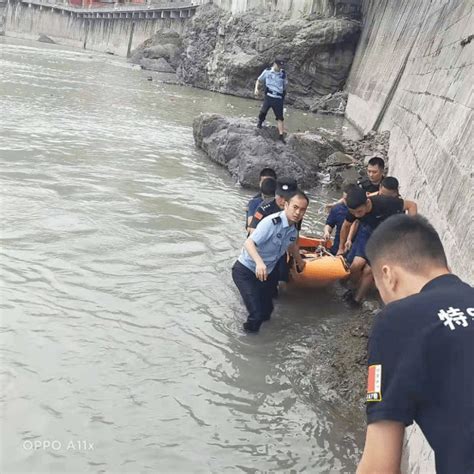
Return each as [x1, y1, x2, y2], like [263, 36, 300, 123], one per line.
[17, 0, 203, 19]
[5, 0, 207, 56]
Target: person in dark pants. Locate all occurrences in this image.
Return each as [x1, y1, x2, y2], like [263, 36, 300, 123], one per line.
[232, 191, 309, 333]
[323, 183, 359, 255]
[248, 178, 299, 286]
[337, 186, 417, 306]
[357, 214, 474, 474]
[255, 59, 288, 143]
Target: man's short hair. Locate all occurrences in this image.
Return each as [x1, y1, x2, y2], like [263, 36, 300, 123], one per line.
[368, 157, 385, 170]
[346, 187, 368, 209]
[286, 189, 309, 204]
[366, 214, 448, 272]
[381, 176, 399, 191]
[342, 183, 360, 195]
[259, 168, 277, 179]
[260, 177, 276, 197]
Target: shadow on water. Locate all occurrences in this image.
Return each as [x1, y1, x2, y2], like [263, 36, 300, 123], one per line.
[0, 37, 364, 472]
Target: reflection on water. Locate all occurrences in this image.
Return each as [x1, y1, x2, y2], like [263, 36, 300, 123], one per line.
[0, 37, 363, 472]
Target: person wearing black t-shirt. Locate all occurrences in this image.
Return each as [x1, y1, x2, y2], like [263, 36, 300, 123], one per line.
[357, 215, 474, 474]
[337, 187, 417, 305]
[357, 156, 385, 194]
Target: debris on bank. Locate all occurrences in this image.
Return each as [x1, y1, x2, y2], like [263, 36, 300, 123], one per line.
[193, 112, 390, 190]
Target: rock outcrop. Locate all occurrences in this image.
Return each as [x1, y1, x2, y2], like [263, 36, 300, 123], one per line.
[178, 5, 360, 105]
[129, 31, 183, 75]
[194, 114, 391, 190]
[193, 113, 370, 188]
[128, 5, 360, 113]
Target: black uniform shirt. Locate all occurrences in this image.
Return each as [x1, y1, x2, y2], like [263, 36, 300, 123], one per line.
[249, 199, 281, 229]
[250, 199, 302, 231]
[246, 192, 263, 228]
[366, 274, 474, 474]
[345, 195, 404, 231]
[358, 176, 382, 194]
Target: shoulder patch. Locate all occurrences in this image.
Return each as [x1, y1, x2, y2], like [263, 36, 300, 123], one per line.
[366, 364, 382, 402]
[255, 212, 263, 221]
[272, 216, 282, 225]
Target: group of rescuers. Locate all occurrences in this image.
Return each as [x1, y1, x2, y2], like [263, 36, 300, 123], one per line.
[231, 59, 473, 474]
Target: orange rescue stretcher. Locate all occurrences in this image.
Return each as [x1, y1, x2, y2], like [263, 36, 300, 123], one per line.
[290, 235, 350, 287]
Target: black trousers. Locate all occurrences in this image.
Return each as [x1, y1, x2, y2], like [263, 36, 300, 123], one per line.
[258, 95, 284, 122]
[232, 261, 279, 330]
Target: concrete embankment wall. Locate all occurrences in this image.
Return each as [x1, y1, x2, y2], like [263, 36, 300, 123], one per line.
[4, 1, 186, 56]
[345, 0, 473, 284]
[213, 0, 360, 18]
[346, 1, 473, 470]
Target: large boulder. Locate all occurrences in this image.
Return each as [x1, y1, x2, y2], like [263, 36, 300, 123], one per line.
[139, 58, 176, 73]
[129, 31, 183, 70]
[193, 113, 344, 188]
[178, 5, 361, 105]
[38, 34, 55, 44]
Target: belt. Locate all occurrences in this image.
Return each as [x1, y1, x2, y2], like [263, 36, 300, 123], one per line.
[266, 88, 283, 99]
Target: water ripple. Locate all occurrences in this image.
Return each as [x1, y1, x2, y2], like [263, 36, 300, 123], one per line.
[0, 37, 363, 473]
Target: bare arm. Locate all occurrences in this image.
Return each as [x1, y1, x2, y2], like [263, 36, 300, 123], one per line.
[244, 238, 267, 281]
[348, 220, 359, 243]
[337, 220, 352, 255]
[325, 197, 344, 213]
[403, 199, 417, 216]
[288, 242, 305, 272]
[323, 224, 333, 240]
[254, 79, 262, 95]
[357, 421, 404, 474]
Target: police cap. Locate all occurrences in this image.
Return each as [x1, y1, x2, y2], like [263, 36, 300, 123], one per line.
[274, 58, 284, 67]
[276, 177, 297, 198]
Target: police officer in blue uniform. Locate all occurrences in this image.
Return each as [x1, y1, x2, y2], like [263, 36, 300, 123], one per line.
[232, 190, 309, 333]
[255, 59, 288, 143]
[249, 178, 300, 285]
[357, 214, 474, 474]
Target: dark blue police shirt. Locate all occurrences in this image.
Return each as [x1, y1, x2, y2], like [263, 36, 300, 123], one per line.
[367, 274, 474, 474]
[325, 202, 348, 254]
[246, 193, 263, 227]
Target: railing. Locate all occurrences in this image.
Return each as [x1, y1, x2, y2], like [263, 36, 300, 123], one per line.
[19, 0, 207, 13]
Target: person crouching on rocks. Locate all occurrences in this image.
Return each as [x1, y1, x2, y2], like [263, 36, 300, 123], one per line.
[255, 58, 288, 144]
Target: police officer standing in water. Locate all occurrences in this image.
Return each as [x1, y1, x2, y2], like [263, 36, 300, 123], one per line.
[255, 59, 288, 143]
[232, 190, 309, 333]
[357, 214, 474, 474]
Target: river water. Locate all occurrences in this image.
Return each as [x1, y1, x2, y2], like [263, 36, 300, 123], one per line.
[0, 38, 364, 473]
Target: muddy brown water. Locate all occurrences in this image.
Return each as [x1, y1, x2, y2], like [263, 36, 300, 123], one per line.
[0, 37, 365, 472]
